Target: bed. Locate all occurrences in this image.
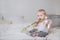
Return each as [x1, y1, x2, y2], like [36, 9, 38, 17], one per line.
[0, 15, 60, 40]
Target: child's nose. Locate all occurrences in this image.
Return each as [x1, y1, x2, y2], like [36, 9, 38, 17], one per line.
[37, 16, 40, 18]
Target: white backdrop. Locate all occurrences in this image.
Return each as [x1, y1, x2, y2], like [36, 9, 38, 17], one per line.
[0, 0, 60, 23]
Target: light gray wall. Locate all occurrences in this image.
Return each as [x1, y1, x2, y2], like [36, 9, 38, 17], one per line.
[0, 0, 60, 23]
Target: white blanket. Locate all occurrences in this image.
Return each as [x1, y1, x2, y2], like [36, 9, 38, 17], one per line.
[0, 23, 60, 40]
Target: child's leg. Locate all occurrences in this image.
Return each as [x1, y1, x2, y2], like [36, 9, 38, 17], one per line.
[29, 29, 38, 33]
[38, 31, 48, 37]
[25, 29, 38, 37]
[29, 29, 38, 36]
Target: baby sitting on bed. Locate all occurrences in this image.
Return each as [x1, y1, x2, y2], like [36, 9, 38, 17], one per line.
[26, 9, 52, 37]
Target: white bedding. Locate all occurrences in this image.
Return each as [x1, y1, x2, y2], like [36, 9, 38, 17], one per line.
[0, 23, 60, 40]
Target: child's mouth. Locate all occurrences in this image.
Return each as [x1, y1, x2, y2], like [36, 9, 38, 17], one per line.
[38, 18, 41, 20]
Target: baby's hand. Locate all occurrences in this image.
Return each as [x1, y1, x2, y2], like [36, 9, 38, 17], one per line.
[32, 19, 40, 27]
[33, 19, 40, 27]
[33, 23, 38, 27]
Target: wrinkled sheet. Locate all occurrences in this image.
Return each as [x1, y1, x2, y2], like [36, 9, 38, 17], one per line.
[0, 23, 60, 40]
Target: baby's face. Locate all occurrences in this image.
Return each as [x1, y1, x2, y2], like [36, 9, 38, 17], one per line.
[37, 11, 45, 20]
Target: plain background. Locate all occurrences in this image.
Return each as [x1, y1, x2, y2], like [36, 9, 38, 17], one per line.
[0, 0, 60, 22]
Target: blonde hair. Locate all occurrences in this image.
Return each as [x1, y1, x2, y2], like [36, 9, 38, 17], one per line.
[37, 9, 46, 15]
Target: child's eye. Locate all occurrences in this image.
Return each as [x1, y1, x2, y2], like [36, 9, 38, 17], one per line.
[40, 15, 42, 16]
[37, 15, 39, 17]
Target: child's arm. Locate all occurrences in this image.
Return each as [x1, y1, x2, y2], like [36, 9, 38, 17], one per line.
[45, 20, 52, 33]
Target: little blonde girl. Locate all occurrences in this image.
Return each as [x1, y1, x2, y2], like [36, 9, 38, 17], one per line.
[26, 9, 52, 37]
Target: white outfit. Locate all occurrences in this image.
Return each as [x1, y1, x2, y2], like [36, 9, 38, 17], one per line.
[37, 19, 48, 32]
[34, 17, 52, 33]
[26, 17, 52, 37]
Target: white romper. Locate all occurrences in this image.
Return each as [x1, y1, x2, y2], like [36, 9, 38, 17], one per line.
[26, 17, 52, 37]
